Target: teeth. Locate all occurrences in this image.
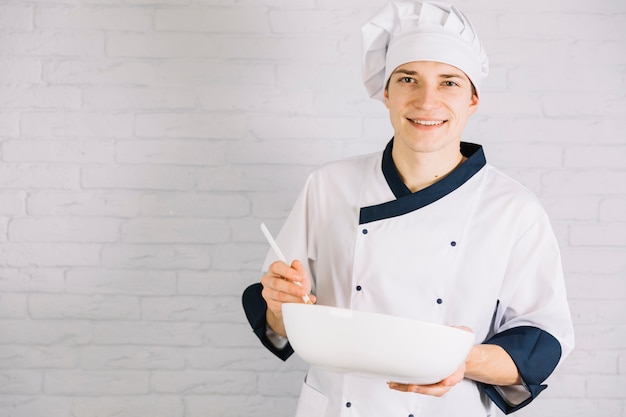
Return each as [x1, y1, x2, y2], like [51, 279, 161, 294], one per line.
[410, 119, 445, 126]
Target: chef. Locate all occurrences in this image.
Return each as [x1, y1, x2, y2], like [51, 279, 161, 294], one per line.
[242, 1, 575, 416]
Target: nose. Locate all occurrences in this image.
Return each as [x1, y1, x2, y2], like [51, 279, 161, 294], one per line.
[411, 85, 439, 110]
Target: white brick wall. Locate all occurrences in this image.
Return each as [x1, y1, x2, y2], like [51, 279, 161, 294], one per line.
[0, 1, 624, 416]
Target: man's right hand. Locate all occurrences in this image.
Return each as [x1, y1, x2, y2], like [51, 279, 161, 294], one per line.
[261, 259, 316, 337]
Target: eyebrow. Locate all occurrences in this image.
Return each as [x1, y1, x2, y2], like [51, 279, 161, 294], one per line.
[392, 69, 466, 80]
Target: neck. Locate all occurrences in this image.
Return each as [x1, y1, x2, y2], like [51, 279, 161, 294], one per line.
[391, 141, 466, 193]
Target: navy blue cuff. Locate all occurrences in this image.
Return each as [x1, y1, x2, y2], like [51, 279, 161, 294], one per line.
[482, 326, 562, 414]
[242, 283, 294, 361]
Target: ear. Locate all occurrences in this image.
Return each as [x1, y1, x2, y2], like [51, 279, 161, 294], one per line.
[467, 93, 479, 116]
[384, 88, 391, 109]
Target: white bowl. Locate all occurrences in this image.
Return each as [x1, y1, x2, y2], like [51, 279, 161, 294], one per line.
[282, 303, 475, 384]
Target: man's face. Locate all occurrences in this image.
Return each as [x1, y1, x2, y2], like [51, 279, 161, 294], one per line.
[384, 61, 479, 156]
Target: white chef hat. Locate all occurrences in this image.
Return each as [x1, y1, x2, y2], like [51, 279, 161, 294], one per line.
[362, 1, 489, 101]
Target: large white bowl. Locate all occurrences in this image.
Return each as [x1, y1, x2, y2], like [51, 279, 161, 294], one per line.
[282, 303, 475, 384]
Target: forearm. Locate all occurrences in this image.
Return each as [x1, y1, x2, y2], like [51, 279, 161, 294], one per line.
[266, 308, 287, 337]
[465, 344, 522, 386]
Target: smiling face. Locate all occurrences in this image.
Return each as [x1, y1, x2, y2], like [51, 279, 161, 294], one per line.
[384, 61, 479, 159]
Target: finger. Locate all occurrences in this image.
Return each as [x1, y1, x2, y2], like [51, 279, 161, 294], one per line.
[268, 260, 304, 283]
[290, 259, 313, 294]
[387, 382, 451, 397]
[452, 325, 474, 334]
[261, 275, 307, 301]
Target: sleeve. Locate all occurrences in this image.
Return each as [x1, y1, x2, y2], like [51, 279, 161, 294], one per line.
[241, 283, 294, 361]
[481, 326, 562, 414]
[241, 173, 318, 361]
[481, 213, 575, 414]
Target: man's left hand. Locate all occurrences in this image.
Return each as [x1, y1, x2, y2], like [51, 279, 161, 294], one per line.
[387, 361, 466, 397]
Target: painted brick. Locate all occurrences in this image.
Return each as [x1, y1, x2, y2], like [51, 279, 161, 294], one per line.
[3, 140, 115, 164]
[0, 112, 20, 136]
[107, 33, 218, 58]
[0, 164, 80, 190]
[151, 370, 257, 395]
[44, 371, 149, 395]
[0, 345, 77, 369]
[0, 371, 42, 394]
[92, 322, 204, 346]
[249, 115, 361, 140]
[135, 113, 247, 139]
[0, 31, 104, 57]
[83, 86, 195, 110]
[570, 223, 626, 247]
[563, 248, 626, 275]
[565, 146, 626, 169]
[567, 275, 626, 300]
[101, 244, 210, 270]
[248, 191, 300, 219]
[219, 35, 340, 62]
[0, 5, 33, 30]
[269, 9, 372, 35]
[44, 59, 157, 86]
[121, 218, 230, 243]
[542, 92, 626, 117]
[155, 60, 275, 87]
[599, 198, 626, 222]
[79, 346, 184, 370]
[196, 165, 313, 192]
[0, 192, 26, 216]
[155, 8, 270, 33]
[562, 349, 621, 375]
[70, 396, 184, 417]
[0, 59, 42, 83]
[498, 13, 626, 41]
[541, 196, 600, 222]
[65, 269, 177, 295]
[35, 6, 153, 31]
[198, 85, 315, 114]
[21, 111, 134, 138]
[227, 139, 344, 165]
[0, 268, 65, 293]
[587, 375, 626, 398]
[9, 217, 120, 243]
[0, 85, 81, 110]
[26, 191, 141, 217]
[0, 243, 101, 267]
[117, 140, 227, 166]
[139, 192, 250, 218]
[141, 296, 240, 322]
[177, 270, 260, 296]
[0, 294, 27, 319]
[185, 395, 297, 417]
[542, 171, 626, 196]
[0, 320, 92, 345]
[29, 294, 140, 320]
[81, 166, 195, 190]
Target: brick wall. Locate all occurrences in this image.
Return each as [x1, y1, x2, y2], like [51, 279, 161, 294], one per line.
[0, 1, 624, 416]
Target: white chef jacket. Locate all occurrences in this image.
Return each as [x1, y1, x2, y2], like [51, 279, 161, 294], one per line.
[257, 141, 574, 417]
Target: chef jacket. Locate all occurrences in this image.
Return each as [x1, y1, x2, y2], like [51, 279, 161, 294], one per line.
[243, 140, 575, 417]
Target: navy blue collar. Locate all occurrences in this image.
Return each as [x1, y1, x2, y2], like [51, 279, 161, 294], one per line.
[359, 138, 486, 225]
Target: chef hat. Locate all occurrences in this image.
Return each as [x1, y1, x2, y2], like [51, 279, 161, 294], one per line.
[362, 1, 489, 101]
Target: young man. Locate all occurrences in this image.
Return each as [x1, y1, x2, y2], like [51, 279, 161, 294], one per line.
[243, 1, 574, 416]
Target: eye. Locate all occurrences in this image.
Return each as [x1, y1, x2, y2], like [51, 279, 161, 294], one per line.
[399, 77, 415, 83]
[442, 80, 459, 87]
